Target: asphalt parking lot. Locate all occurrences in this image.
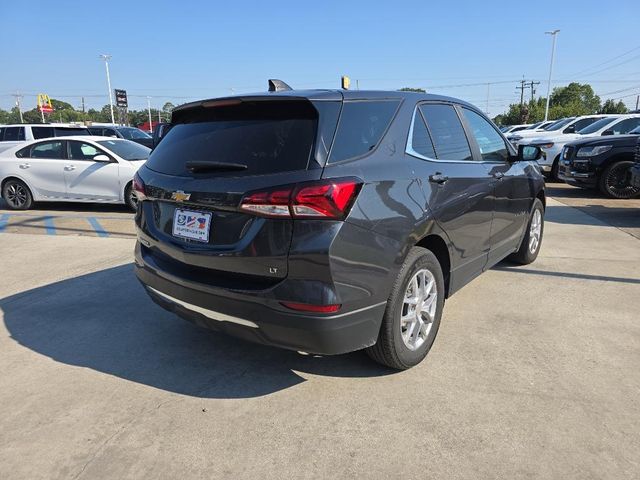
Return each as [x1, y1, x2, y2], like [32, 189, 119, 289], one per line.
[0, 186, 639, 479]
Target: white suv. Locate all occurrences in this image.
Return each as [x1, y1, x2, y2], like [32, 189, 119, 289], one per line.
[0, 124, 91, 153]
[523, 115, 640, 178]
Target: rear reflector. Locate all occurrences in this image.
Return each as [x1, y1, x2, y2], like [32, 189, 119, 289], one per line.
[240, 177, 362, 220]
[280, 302, 341, 313]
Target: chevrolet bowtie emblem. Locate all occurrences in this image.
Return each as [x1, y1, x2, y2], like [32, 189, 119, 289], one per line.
[171, 190, 191, 202]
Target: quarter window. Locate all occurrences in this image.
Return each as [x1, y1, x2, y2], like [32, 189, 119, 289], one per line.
[30, 141, 65, 159]
[462, 108, 509, 162]
[409, 110, 436, 158]
[419, 104, 472, 161]
[329, 100, 400, 163]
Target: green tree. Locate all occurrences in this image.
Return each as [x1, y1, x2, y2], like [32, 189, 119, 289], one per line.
[399, 87, 426, 93]
[600, 99, 628, 114]
[161, 102, 175, 122]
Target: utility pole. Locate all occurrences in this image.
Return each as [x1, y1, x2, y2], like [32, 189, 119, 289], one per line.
[147, 97, 153, 134]
[356, 79, 360, 90]
[636, 95, 639, 111]
[12, 92, 24, 123]
[81, 96, 86, 114]
[517, 79, 527, 106]
[99, 54, 116, 124]
[544, 30, 560, 121]
[527, 81, 540, 102]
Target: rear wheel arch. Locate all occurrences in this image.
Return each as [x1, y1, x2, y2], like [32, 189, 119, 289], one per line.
[536, 189, 546, 210]
[414, 234, 451, 298]
[2, 176, 34, 194]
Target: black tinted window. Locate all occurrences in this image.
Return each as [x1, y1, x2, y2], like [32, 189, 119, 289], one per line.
[33, 126, 55, 139]
[0, 128, 4, 141]
[54, 127, 90, 136]
[409, 110, 436, 158]
[462, 108, 509, 162]
[147, 101, 318, 176]
[420, 104, 472, 161]
[4, 127, 25, 141]
[88, 127, 103, 135]
[329, 100, 400, 163]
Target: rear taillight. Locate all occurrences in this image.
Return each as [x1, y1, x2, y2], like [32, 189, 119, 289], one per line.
[133, 172, 147, 201]
[240, 178, 362, 220]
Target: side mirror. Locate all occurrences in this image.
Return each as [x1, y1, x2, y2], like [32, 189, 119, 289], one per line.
[93, 154, 111, 162]
[601, 129, 614, 136]
[564, 125, 576, 134]
[517, 145, 542, 162]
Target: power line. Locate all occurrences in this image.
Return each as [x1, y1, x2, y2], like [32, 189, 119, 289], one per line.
[564, 45, 640, 78]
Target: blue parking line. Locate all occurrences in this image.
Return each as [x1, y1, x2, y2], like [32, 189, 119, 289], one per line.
[87, 217, 109, 238]
[43, 216, 56, 235]
[0, 214, 9, 232]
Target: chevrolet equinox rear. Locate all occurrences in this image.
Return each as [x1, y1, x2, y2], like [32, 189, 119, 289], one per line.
[134, 86, 546, 369]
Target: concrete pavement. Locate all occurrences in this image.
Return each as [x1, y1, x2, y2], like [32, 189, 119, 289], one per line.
[0, 197, 638, 479]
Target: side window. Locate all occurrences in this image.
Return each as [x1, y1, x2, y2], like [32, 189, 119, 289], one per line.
[4, 127, 24, 142]
[408, 109, 436, 158]
[566, 117, 599, 133]
[329, 100, 400, 163]
[68, 141, 104, 160]
[29, 141, 65, 159]
[419, 104, 472, 161]
[0, 127, 4, 141]
[104, 129, 118, 137]
[461, 108, 509, 162]
[609, 118, 640, 135]
[32, 126, 55, 140]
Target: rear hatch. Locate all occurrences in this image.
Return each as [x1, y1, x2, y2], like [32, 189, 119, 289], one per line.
[137, 95, 342, 284]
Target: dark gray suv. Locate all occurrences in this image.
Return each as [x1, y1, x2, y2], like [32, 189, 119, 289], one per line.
[133, 87, 545, 369]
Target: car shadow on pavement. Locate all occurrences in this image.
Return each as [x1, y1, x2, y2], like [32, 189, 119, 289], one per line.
[544, 204, 640, 230]
[0, 264, 393, 399]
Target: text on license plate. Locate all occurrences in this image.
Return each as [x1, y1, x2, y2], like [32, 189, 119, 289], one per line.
[172, 209, 212, 242]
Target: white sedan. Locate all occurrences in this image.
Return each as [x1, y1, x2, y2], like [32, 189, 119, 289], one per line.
[0, 136, 150, 210]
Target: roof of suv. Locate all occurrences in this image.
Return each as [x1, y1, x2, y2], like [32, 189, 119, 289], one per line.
[172, 89, 479, 116]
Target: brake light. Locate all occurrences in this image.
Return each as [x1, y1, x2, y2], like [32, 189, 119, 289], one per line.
[280, 302, 341, 313]
[133, 173, 147, 201]
[239, 178, 362, 220]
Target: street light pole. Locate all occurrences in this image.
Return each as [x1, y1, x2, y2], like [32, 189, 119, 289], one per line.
[99, 54, 116, 124]
[147, 97, 153, 134]
[544, 30, 560, 122]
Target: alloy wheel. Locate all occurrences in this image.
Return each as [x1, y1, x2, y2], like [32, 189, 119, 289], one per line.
[529, 209, 542, 254]
[604, 164, 640, 199]
[6, 183, 28, 208]
[400, 268, 437, 351]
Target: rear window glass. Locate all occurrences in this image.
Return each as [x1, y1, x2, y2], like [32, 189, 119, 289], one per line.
[96, 139, 151, 160]
[33, 126, 55, 139]
[328, 100, 400, 163]
[146, 101, 319, 177]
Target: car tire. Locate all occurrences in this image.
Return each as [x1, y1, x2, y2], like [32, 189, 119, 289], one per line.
[598, 160, 640, 199]
[366, 247, 445, 370]
[2, 179, 33, 210]
[508, 198, 544, 265]
[549, 156, 560, 182]
[125, 182, 138, 211]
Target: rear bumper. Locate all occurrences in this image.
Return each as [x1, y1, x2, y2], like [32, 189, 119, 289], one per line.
[135, 242, 386, 355]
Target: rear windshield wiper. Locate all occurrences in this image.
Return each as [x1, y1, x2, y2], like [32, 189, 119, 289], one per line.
[185, 161, 248, 173]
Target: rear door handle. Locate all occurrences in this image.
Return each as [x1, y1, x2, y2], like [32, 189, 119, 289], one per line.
[64, 165, 76, 171]
[428, 173, 449, 184]
[493, 172, 505, 179]
[19, 163, 30, 169]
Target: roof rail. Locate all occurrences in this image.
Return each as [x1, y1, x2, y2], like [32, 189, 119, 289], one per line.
[268, 79, 292, 92]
